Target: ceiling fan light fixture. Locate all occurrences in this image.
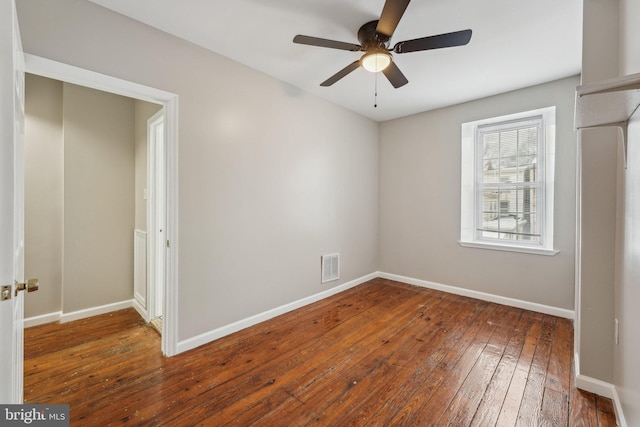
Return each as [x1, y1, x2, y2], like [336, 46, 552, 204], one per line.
[293, 0, 472, 88]
[361, 51, 391, 73]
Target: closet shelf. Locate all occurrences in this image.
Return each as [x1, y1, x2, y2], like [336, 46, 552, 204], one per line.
[575, 72, 640, 167]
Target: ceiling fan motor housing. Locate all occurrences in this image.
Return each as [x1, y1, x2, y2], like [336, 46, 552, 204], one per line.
[358, 20, 390, 52]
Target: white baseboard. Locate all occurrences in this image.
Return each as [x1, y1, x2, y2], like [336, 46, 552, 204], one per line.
[574, 352, 627, 426]
[176, 272, 378, 354]
[378, 272, 575, 319]
[24, 300, 136, 327]
[60, 300, 134, 323]
[610, 386, 627, 427]
[24, 311, 62, 328]
[575, 374, 615, 399]
[575, 375, 627, 427]
[133, 299, 149, 323]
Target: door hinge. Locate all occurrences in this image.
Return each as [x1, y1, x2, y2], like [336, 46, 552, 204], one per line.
[167, 240, 170, 248]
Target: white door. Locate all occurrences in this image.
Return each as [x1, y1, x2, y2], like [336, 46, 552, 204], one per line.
[147, 111, 165, 322]
[0, 0, 25, 404]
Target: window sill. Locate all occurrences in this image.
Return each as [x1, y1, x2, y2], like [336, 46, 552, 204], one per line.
[458, 240, 559, 256]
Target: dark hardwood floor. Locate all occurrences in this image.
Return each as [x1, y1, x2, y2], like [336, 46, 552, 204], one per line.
[24, 278, 617, 426]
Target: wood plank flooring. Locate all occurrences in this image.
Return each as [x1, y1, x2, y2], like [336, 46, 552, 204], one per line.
[24, 278, 618, 426]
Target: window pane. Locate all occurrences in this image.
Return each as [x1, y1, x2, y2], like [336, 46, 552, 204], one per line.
[483, 166, 500, 184]
[499, 191, 511, 216]
[517, 126, 538, 179]
[477, 216, 540, 242]
[482, 133, 499, 180]
[481, 189, 500, 221]
[499, 129, 518, 164]
[517, 157, 537, 182]
[478, 183, 541, 243]
[518, 127, 538, 157]
[521, 213, 539, 242]
[482, 133, 499, 157]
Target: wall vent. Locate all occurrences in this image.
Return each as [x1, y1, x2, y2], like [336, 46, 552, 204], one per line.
[321, 253, 340, 284]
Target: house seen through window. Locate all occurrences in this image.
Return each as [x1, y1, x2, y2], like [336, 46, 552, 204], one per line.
[460, 107, 557, 255]
[478, 118, 542, 243]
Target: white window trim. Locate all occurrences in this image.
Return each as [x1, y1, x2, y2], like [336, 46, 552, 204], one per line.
[459, 107, 558, 256]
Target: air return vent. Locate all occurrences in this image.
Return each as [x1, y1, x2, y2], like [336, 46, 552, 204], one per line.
[321, 253, 340, 284]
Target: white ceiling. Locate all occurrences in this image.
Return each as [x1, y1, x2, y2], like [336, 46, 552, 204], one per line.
[88, 0, 583, 122]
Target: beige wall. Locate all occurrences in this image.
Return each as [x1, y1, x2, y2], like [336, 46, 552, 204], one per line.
[24, 74, 63, 318]
[134, 100, 162, 232]
[62, 83, 136, 312]
[379, 76, 579, 309]
[581, 0, 619, 84]
[619, 0, 640, 76]
[16, 0, 379, 341]
[615, 0, 640, 423]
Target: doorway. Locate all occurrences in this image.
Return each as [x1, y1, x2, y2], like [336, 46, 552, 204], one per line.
[24, 54, 178, 356]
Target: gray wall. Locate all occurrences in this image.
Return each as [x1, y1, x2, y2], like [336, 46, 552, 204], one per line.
[16, 0, 380, 341]
[577, 0, 620, 384]
[617, 109, 640, 427]
[379, 76, 579, 310]
[618, 0, 639, 77]
[579, 0, 640, 423]
[24, 74, 63, 318]
[579, 130, 617, 382]
[614, 0, 640, 423]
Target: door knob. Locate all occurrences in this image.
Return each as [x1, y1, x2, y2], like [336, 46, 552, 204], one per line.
[15, 279, 39, 296]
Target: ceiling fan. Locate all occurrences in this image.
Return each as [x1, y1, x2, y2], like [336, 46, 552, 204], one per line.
[293, 0, 472, 88]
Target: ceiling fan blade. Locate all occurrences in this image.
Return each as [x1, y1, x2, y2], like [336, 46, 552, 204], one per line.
[376, 0, 411, 38]
[394, 29, 472, 54]
[293, 35, 362, 52]
[382, 61, 409, 88]
[320, 61, 361, 86]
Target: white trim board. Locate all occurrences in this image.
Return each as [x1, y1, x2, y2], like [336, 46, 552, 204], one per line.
[24, 299, 135, 327]
[610, 387, 628, 427]
[24, 54, 175, 104]
[575, 375, 627, 427]
[378, 272, 575, 319]
[176, 272, 378, 354]
[133, 299, 149, 323]
[133, 229, 147, 302]
[60, 300, 134, 324]
[24, 311, 62, 328]
[574, 353, 627, 427]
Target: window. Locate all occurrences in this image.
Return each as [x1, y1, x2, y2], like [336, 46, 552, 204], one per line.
[460, 107, 557, 255]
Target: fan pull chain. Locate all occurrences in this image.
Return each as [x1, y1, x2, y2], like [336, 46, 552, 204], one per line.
[374, 71, 378, 108]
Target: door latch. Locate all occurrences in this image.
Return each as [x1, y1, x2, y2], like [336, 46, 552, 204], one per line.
[15, 279, 39, 296]
[1, 285, 11, 301]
